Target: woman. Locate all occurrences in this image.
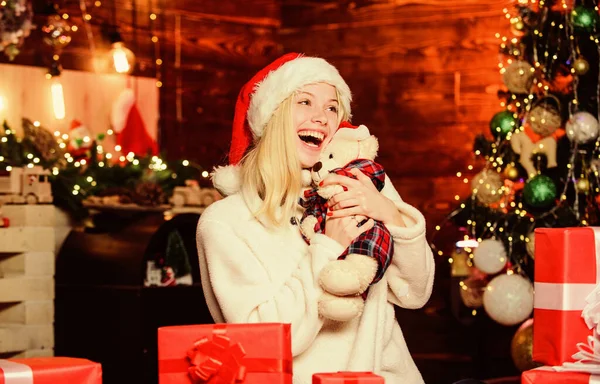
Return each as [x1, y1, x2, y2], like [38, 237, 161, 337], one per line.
[197, 53, 435, 383]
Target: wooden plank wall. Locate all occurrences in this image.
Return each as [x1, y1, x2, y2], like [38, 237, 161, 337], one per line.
[280, 0, 512, 234]
[1, 0, 283, 176]
[0, 0, 513, 234]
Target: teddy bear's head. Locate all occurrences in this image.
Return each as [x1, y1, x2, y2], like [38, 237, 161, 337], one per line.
[310, 125, 379, 184]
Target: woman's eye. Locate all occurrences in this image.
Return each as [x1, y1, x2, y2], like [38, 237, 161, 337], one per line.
[299, 100, 310, 105]
[327, 106, 338, 113]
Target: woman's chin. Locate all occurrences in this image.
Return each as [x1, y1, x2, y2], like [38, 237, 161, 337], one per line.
[299, 157, 319, 169]
[298, 151, 320, 169]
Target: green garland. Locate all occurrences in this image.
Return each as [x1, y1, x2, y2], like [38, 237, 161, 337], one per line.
[0, 119, 208, 220]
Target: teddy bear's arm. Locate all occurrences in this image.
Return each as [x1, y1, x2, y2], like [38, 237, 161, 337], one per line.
[317, 184, 345, 200]
[300, 215, 319, 240]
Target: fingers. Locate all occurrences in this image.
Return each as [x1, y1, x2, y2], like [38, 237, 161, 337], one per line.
[349, 168, 376, 188]
[328, 188, 368, 209]
[327, 206, 362, 219]
[354, 214, 368, 222]
[356, 219, 375, 235]
[329, 197, 360, 211]
[349, 167, 368, 181]
[319, 174, 359, 188]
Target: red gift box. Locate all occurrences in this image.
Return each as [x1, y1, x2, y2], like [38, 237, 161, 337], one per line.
[522, 366, 600, 383]
[312, 372, 384, 383]
[0, 357, 102, 383]
[533, 227, 600, 366]
[158, 323, 292, 384]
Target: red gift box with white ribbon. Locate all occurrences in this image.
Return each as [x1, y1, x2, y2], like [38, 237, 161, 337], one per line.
[533, 227, 600, 366]
[158, 323, 292, 384]
[522, 366, 600, 384]
[0, 357, 102, 383]
[312, 371, 385, 383]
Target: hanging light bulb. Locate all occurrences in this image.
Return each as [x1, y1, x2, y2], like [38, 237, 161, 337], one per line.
[51, 80, 65, 120]
[47, 62, 65, 120]
[110, 42, 135, 73]
[105, 26, 135, 74]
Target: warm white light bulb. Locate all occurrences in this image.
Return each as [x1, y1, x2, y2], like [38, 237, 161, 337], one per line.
[113, 49, 130, 73]
[51, 78, 66, 120]
[110, 42, 135, 74]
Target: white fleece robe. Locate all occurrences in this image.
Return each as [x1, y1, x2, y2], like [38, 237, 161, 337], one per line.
[196, 175, 435, 384]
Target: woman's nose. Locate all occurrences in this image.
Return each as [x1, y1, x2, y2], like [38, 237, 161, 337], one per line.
[312, 109, 328, 125]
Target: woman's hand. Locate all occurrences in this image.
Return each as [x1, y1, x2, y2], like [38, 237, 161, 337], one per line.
[325, 216, 375, 250]
[322, 168, 406, 227]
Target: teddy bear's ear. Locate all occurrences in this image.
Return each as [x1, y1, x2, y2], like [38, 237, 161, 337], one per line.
[335, 124, 371, 140]
[359, 135, 379, 160]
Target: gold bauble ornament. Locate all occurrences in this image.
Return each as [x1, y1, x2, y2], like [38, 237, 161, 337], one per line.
[504, 164, 520, 181]
[573, 57, 590, 75]
[451, 249, 470, 277]
[471, 170, 504, 204]
[503, 60, 535, 94]
[576, 178, 590, 193]
[526, 231, 535, 259]
[511, 318, 541, 372]
[459, 276, 487, 308]
[528, 103, 561, 137]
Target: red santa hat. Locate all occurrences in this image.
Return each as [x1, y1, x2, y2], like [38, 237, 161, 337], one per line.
[213, 53, 353, 196]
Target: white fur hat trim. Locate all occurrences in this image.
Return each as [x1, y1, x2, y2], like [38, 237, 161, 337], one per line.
[247, 56, 352, 139]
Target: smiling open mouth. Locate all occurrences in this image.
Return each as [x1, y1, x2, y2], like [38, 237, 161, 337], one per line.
[298, 131, 325, 147]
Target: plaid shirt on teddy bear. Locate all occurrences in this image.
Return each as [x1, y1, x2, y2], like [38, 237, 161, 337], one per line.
[299, 159, 394, 284]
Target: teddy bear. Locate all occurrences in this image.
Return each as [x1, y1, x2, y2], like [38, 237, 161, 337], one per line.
[299, 124, 394, 322]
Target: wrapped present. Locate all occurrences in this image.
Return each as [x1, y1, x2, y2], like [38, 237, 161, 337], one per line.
[533, 227, 600, 366]
[522, 366, 600, 383]
[158, 323, 292, 384]
[312, 372, 385, 383]
[0, 357, 102, 383]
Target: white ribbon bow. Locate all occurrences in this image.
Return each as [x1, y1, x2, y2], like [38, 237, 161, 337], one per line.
[554, 284, 600, 374]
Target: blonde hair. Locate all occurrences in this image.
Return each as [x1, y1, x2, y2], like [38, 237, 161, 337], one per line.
[239, 87, 349, 229]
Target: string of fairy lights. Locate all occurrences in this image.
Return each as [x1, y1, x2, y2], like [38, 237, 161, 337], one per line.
[0, 119, 210, 199]
[0, 0, 216, 200]
[431, 0, 600, 320]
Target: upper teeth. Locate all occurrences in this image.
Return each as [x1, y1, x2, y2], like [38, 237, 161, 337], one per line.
[298, 131, 324, 141]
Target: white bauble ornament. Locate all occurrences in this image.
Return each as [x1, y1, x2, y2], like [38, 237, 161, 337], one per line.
[473, 239, 508, 274]
[526, 232, 535, 258]
[471, 170, 504, 204]
[483, 274, 534, 326]
[566, 111, 600, 144]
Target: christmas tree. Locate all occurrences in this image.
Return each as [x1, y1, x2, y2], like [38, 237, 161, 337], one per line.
[433, 0, 600, 332]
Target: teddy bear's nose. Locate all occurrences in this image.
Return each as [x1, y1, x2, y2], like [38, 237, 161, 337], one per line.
[312, 162, 322, 172]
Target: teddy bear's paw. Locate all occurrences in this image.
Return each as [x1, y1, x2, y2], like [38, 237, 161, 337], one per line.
[318, 291, 364, 322]
[317, 184, 344, 200]
[344, 254, 379, 293]
[319, 260, 362, 296]
[299, 215, 318, 239]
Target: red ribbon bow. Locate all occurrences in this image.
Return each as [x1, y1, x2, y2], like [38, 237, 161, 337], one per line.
[186, 332, 247, 384]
